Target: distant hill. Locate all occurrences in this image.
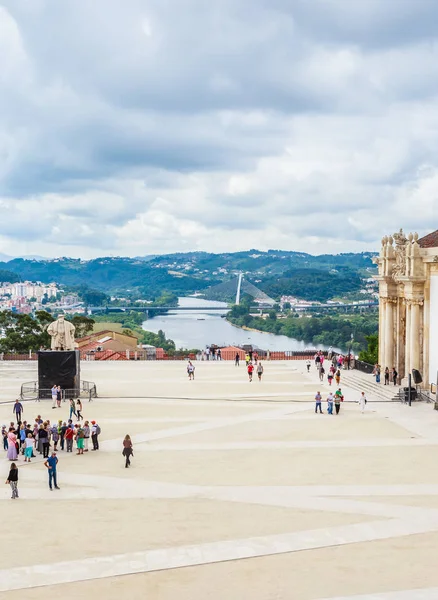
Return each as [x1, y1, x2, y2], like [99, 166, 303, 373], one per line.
[0, 250, 377, 301]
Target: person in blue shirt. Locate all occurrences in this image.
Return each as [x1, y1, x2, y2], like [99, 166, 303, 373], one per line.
[44, 452, 60, 490]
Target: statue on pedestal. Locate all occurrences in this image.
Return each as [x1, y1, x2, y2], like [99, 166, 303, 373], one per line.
[47, 315, 76, 351]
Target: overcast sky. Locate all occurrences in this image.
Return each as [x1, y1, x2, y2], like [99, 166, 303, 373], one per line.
[1, 0, 438, 259]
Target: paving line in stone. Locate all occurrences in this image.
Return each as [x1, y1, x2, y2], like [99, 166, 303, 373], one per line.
[0, 517, 433, 593]
[319, 587, 438, 599]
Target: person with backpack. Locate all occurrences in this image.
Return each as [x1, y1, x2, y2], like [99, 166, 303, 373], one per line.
[334, 388, 344, 415]
[91, 421, 101, 450]
[256, 362, 264, 382]
[75, 424, 85, 455]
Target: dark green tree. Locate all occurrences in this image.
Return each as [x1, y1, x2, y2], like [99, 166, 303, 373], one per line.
[359, 333, 379, 364]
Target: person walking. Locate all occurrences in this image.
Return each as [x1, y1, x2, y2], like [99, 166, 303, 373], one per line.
[306, 360, 311, 373]
[327, 392, 334, 415]
[319, 365, 325, 382]
[44, 452, 60, 490]
[384, 367, 390, 385]
[7, 428, 18, 461]
[13, 399, 23, 423]
[315, 391, 323, 414]
[122, 434, 133, 468]
[334, 389, 344, 415]
[257, 362, 264, 382]
[91, 421, 100, 450]
[51, 385, 58, 409]
[5, 462, 19, 499]
[76, 399, 83, 421]
[335, 369, 341, 386]
[235, 352, 240, 366]
[247, 362, 254, 382]
[327, 372, 334, 386]
[24, 433, 34, 462]
[217, 348, 222, 361]
[392, 367, 398, 386]
[187, 361, 195, 380]
[69, 398, 77, 420]
[359, 392, 367, 413]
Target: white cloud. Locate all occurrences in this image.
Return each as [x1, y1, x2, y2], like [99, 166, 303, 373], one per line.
[0, 0, 437, 259]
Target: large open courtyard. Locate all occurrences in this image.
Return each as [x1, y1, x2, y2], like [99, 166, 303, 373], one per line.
[1, 359, 438, 599]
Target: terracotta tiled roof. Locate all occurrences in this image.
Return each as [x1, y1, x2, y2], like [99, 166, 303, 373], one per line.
[418, 229, 438, 248]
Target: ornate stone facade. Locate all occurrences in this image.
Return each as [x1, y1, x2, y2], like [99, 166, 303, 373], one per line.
[375, 229, 438, 387]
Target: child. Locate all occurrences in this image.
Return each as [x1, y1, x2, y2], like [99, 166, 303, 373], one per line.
[24, 433, 34, 463]
[5, 462, 19, 499]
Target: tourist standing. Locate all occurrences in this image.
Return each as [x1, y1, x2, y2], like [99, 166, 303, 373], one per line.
[24, 433, 34, 462]
[327, 372, 333, 386]
[13, 399, 23, 423]
[235, 353, 240, 366]
[392, 367, 398, 386]
[247, 362, 254, 382]
[83, 421, 90, 452]
[56, 386, 62, 408]
[75, 424, 85, 455]
[217, 348, 222, 361]
[257, 362, 264, 382]
[327, 392, 334, 415]
[7, 428, 18, 461]
[359, 392, 367, 413]
[384, 367, 390, 385]
[122, 434, 133, 468]
[51, 385, 58, 409]
[306, 360, 311, 373]
[91, 421, 100, 450]
[69, 398, 77, 420]
[5, 462, 19, 499]
[374, 365, 381, 383]
[44, 452, 60, 490]
[205, 347, 210, 361]
[19, 424, 26, 450]
[334, 389, 344, 415]
[2, 425, 7, 451]
[51, 424, 59, 451]
[335, 369, 341, 386]
[40, 424, 49, 458]
[65, 424, 74, 453]
[315, 391, 323, 414]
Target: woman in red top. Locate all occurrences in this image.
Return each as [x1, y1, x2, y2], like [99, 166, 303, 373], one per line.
[247, 362, 254, 382]
[122, 434, 133, 468]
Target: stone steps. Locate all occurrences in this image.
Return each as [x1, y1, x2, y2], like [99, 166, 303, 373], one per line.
[339, 370, 400, 402]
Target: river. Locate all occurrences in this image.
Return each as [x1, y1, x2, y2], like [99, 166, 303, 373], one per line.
[142, 297, 332, 351]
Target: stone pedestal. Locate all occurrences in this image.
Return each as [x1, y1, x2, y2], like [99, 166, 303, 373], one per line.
[38, 350, 81, 398]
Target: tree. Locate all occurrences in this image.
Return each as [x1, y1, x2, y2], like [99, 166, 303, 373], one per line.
[359, 333, 379, 365]
[68, 315, 95, 338]
[0, 311, 52, 353]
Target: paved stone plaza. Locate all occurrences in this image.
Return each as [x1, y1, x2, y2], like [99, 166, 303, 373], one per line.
[1, 360, 438, 599]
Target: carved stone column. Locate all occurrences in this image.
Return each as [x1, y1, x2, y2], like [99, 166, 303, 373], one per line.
[378, 297, 386, 368]
[409, 299, 423, 371]
[384, 297, 396, 368]
[404, 299, 411, 376]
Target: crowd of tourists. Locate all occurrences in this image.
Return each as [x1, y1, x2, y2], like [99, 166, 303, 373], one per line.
[372, 364, 398, 385]
[3, 400, 101, 463]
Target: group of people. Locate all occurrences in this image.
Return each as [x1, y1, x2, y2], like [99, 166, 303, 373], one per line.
[373, 365, 398, 386]
[200, 347, 222, 360]
[3, 405, 102, 462]
[314, 390, 367, 414]
[307, 356, 343, 387]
